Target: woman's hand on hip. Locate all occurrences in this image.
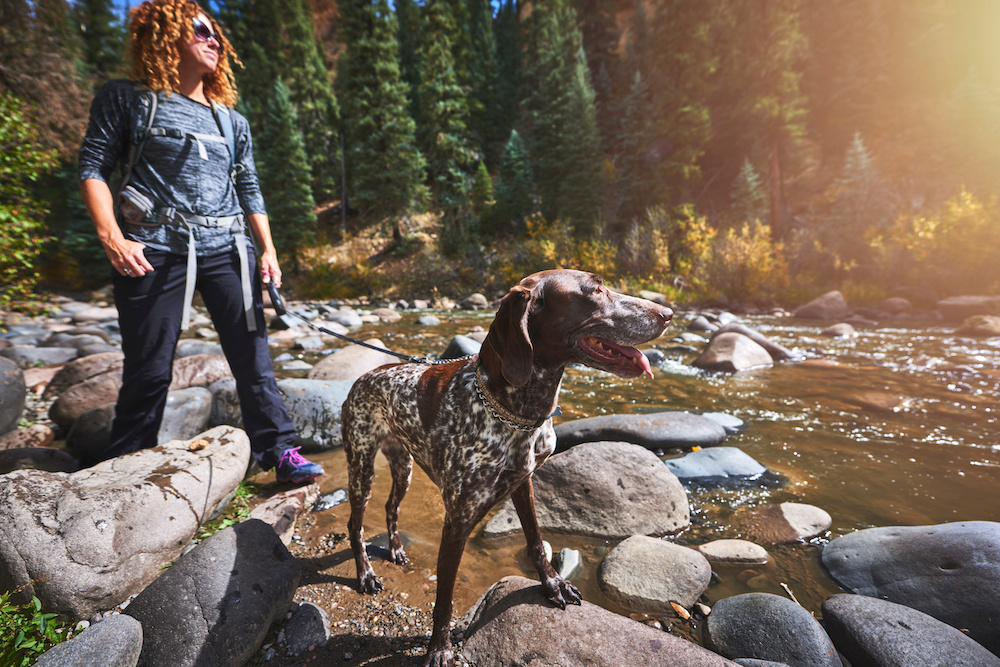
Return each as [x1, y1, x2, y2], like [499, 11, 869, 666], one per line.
[104, 237, 153, 278]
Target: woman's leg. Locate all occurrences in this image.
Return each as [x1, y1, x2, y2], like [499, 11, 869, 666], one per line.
[104, 249, 186, 461]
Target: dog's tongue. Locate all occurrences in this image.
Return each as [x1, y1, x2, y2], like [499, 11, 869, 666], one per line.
[631, 348, 654, 379]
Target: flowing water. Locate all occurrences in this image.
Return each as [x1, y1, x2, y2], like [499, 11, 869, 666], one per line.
[277, 309, 1000, 634]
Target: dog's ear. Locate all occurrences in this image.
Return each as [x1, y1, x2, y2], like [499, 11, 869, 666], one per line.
[490, 284, 534, 386]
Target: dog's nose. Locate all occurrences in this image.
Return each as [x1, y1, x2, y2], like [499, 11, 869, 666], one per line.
[658, 306, 673, 327]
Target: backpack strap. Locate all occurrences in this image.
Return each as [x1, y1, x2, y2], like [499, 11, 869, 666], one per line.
[117, 89, 158, 199]
[211, 101, 245, 182]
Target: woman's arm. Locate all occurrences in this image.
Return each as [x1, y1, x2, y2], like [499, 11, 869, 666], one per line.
[247, 212, 281, 287]
[80, 178, 155, 277]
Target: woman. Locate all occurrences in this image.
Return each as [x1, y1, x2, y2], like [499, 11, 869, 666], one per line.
[78, 0, 323, 484]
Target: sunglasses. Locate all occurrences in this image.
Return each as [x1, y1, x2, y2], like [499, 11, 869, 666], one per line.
[192, 18, 222, 51]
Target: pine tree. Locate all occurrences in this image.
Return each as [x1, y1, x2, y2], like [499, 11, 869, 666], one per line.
[576, 0, 620, 156]
[74, 0, 125, 82]
[335, 0, 427, 232]
[493, 129, 534, 233]
[616, 70, 656, 223]
[493, 0, 521, 145]
[521, 0, 604, 233]
[257, 79, 317, 271]
[730, 158, 768, 224]
[467, 0, 503, 167]
[395, 0, 422, 121]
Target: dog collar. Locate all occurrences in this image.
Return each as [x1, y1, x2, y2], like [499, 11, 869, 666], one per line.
[474, 365, 551, 431]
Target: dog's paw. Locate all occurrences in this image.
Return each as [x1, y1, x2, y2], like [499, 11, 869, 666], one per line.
[422, 648, 454, 667]
[544, 575, 582, 609]
[358, 570, 383, 595]
[388, 544, 409, 565]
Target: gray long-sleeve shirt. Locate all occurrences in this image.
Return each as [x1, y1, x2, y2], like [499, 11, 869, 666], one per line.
[79, 79, 267, 256]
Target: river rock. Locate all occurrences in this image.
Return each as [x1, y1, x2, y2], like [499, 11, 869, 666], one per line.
[157, 387, 213, 444]
[736, 502, 832, 544]
[167, 354, 232, 390]
[0, 426, 251, 619]
[292, 335, 325, 351]
[34, 613, 143, 667]
[0, 357, 25, 435]
[175, 339, 224, 357]
[277, 378, 354, 451]
[598, 535, 712, 612]
[23, 365, 61, 393]
[664, 447, 767, 487]
[820, 521, 1000, 653]
[416, 315, 441, 326]
[459, 576, 739, 667]
[249, 483, 320, 545]
[209, 377, 242, 428]
[0, 447, 79, 474]
[705, 592, 841, 666]
[283, 601, 331, 656]
[793, 291, 850, 320]
[307, 340, 399, 382]
[700, 412, 749, 435]
[324, 308, 363, 328]
[49, 370, 121, 427]
[687, 315, 719, 333]
[955, 314, 1000, 338]
[693, 333, 773, 372]
[936, 295, 1000, 321]
[875, 297, 913, 315]
[0, 423, 54, 450]
[695, 539, 769, 566]
[71, 306, 119, 324]
[43, 352, 123, 399]
[125, 519, 300, 667]
[371, 307, 401, 323]
[821, 593, 1000, 667]
[442, 334, 482, 360]
[459, 293, 489, 310]
[820, 323, 856, 338]
[483, 441, 690, 539]
[0, 346, 79, 368]
[554, 411, 727, 452]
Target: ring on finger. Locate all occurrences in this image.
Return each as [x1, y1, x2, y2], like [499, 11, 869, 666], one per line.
[124, 268, 132, 275]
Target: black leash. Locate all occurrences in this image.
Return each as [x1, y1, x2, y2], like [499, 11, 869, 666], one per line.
[267, 282, 456, 365]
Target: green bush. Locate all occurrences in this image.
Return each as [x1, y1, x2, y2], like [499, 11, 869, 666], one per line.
[1, 588, 77, 665]
[703, 221, 789, 304]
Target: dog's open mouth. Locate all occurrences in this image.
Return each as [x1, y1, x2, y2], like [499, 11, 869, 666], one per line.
[577, 336, 653, 378]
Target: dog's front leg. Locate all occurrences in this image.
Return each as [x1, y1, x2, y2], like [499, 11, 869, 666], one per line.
[511, 477, 582, 608]
[424, 517, 471, 667]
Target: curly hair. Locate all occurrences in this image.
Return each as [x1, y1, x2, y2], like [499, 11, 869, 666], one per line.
[127, 0, 242, 108]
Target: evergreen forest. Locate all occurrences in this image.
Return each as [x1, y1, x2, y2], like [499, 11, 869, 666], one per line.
[2, 0, 1000, 307]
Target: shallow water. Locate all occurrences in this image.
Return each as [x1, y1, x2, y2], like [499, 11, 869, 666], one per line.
[279, 310, 1000, 633]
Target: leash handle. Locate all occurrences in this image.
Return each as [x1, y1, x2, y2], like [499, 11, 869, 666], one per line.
[267, 281, 287, 315]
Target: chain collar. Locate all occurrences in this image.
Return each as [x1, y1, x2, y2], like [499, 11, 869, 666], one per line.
[474, 364, 549, 431]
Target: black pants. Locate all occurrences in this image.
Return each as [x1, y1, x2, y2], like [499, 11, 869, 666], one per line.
[105, 246, 295, 469]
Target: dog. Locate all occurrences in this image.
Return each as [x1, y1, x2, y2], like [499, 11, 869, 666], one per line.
[341, 269, 673, 666]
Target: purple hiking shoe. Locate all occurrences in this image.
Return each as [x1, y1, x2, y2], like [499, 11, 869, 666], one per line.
[276, 446, 324, 484]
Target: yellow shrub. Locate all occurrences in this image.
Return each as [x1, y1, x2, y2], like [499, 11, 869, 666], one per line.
[703, 221, 789, 304]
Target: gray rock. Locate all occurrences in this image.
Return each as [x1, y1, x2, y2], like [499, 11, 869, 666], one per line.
[458, 293, 489, 310]
[34, 614, 143, 667]
[821, 323, 856, 338]
[49, 370, 121, 428]
[693, 333, 773, 372]
[737, 502, 832, 544]
[695, 539, 769, 566]
[307, 340, 399, 382]
[277, 378, 354, 451]
[687, 315, 719, 333]
[77, 342, 121, 357]
[371, 307, 401, 323]
[638, 290, 668, 306]
[283, 601, 330, 655]
[554, 411, 727, 452]
[0, 447, 79, 474]
[822, 593, 1000, 667]
[664, 447, 767, 486]
[0, 346, 79, 368]
[175, 339, 225, 357]
[552, 547, 582, 579]
[167, 354, 232, 391]
[820, 521, 1000, 654]
[733, 661, 790, 667]
[43, 352, 123, 400]
[208, 377, 242, 429]
[281, 360, 314, 372]
[794, 291, 851, 320]
[125, 519, 301, 667]
[700, 412, 749, 435]
[955, 314, 1000, 338]
[45, 333, 107, 350]
[483, 441, 689, 539]
[0, 426, 251, 619]
[71, 306, 119, 324]
[65, 403, 116, 460]
[936, 295, 1000, 321]
[875, 297, 913, 314]
[416, 315, 441, 326]
[459, 576, 739, 667]
[598, 535, 712, 612]
[323, 309, 363, 328]
[441, 334, 482, 360]
[292, 335, 326, 350]
[312, 488, 348, 512]
[705, 592, 841, 666]
[158, 387, 213, 444]
[0, 357, 25, 435]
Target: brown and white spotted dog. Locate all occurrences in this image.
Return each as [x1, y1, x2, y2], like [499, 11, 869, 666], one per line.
[341, 269, 673, 667]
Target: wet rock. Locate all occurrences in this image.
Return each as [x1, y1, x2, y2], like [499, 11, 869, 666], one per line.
[292, 335, 326, 350]
[695, 540, 769, 566]
[281, 360, 313, 372]
[125, 519, 301, 667]
[49, 370, 121, 428]
[700, 412, 748, 435]
[43, 352, 123, 400]
[705, 592, 841, 666]
[552, 547, 582, 579]
[277, 378, 354, 451]
[822, 594, 1000, 667]
[459, 576, 739, 667]
[249, 483, 320, 545]
[821, 323, 856, 338]
[158, 387, 212, 444]
[416, 315, 441, 326]
[692, 333, 773, 372]
[483, 441, 690, 539]
[441, 334, 482, 360]
[208, 377, 242, 429]
[664, 447, 767, 487]
[0, 423, 54, 450]
[716, 324, 796, 362]
[820, 521, 1000, 654]
[0, 357, 25, 435]
[936, 295, 1000, 321]
[0, 426, 250, 620]
[793, 291, 850, 320]
[598, 535, 712, 612]
[323, 308, 363, 328]
[65, 403, 116, 460]
[459, 293, 489, 310]
[687, 315, 719, 333]
[0, 346, 79, 368]
[312, 487, 348, 512]
[0, 447, 79, 474]
[44, 333, 107, 350]
[34, 614, 143, 667]
[307, 340, 399, 382]
[554, 411, 727, 452]
[737, 502, 832, 544]
[732, 660, 791, 667]
[175, 339, 224, 357]
[284, 601, 331, 656]
[371, 307, 401, 323]
[955, 314, 1000, 338]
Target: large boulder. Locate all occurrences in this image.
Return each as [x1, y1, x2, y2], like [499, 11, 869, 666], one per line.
[459, 576, 739, 667]
[43, 352, 123, 400]
[167, 354, 232, 390]
[34, 614, 143, 667]
[49, 370, 122, 427]
[692, 333, 773, 372]
[125, 519, 301, 667]
[157, 387, 213, 444]
[822, 594, 1000, 667]
[705, 592, 841, 666]
[554, 412, 727, 452]
[307, 340, 399, 382]
[735, 502, 832, 544]
[0, 357, 25, 435]
[276, 378, 354, 451]
[598, 535, 712, 612]
[820, 521, 1000, 653]
[936, 295, 1000, 321]
[0, 426, 251, 620]
[793, 291, 850, 320]
[483, 441, 689, 539]
[955, 314, 1000, 338]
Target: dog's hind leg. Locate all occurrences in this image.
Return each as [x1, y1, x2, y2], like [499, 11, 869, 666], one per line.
[344, 412, 383, 594]
[511, 477, 582, 609]
[382, 438, 413, 565]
